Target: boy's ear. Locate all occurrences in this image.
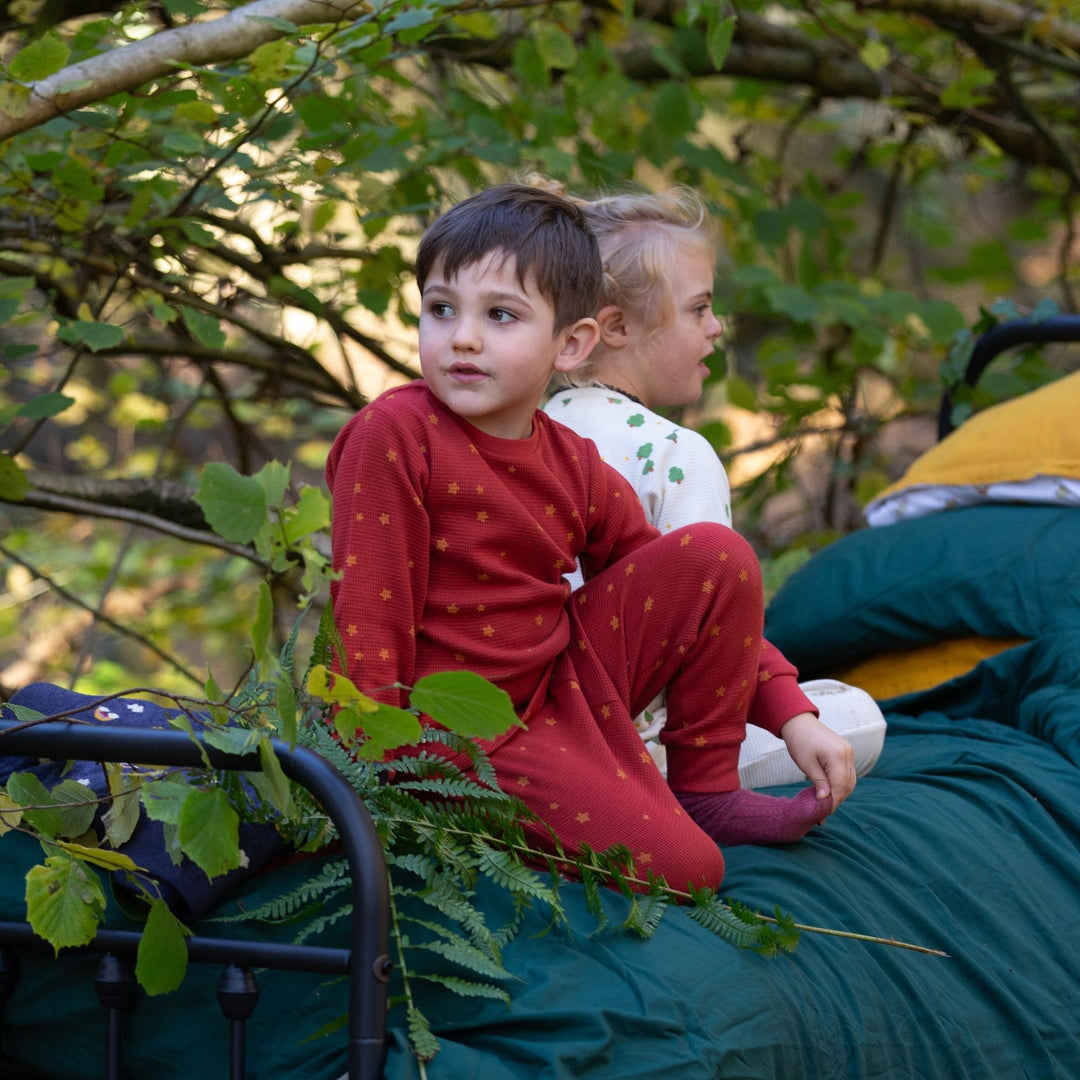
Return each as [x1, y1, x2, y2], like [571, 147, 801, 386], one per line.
[554, 317, 601, 373]
[595, 304, 630, 348]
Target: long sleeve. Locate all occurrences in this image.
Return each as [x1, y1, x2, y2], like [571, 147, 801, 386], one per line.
[325, 402, 431, 708]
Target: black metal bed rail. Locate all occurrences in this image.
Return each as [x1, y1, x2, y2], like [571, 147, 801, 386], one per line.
[938, 313, 1080, 439]
[0, 718, 390, 1080]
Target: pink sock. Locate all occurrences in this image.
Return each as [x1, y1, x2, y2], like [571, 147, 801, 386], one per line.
[672, 787, 831, 847]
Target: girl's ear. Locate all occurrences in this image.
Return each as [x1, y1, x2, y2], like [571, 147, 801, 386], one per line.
[595, 304, 630, 348]
[554, 317, 601, 373]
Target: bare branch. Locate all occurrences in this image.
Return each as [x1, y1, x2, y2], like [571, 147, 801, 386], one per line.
[0, 0, 372, 140]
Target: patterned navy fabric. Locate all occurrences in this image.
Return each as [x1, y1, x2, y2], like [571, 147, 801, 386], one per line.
[2, 682, 287, 918]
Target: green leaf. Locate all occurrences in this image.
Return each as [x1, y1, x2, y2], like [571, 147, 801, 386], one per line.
[281, 485, 331, 544]
[251, 580, 273, 665]
[136, 899, 189, 995]
[249, 14, 299, 32]
[196, 462, 267, 543]
[384, 7, 437, 33]
[0, 454, 28, 502]
[141, 777, 195, 829]
[25, 854, 105, 951]
[705, 14, 736, 70]
[179, 307, 227, 349]
[307, 665, 379, 710]
[9, 32, 71, 82]
[274, 675, 298, 747]
[176, 100, 218, 124]
[651, 82, 694, 136]
[254, 459, 291, 508]
[765, 284, 821, 323]
[0, 84, 32, 119]
[0, 793, 24, 835]
[57, 319, 126, 352]
[203, 668, 229, 727]
[532, 22, 577, 70]
[17, 392, 75, 420]
[178, 786, 240, 880]
[859, 40, 890, 72]
[410, 671, 522, 740]
[255, 736, 297, 816]
[102, 776, 142, 848]
[6, 774, 97, 838]
[56, 840, 138, 874]
[338, 701, 422, 758]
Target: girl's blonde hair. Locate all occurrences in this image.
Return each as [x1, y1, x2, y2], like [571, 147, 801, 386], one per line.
[526, 177, 719, 388]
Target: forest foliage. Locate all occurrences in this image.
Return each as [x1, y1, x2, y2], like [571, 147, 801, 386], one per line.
[2, 0, 1079, 692]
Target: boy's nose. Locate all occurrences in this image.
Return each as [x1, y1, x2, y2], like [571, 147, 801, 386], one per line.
[451, 316, 482, 351]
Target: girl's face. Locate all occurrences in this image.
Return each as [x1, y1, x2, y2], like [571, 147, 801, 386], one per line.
[628, 249, 723, 410]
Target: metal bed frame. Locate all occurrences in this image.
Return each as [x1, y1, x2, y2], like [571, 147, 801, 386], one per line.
[937, 313, 1080, 438]
[0, 718, 390, 1080]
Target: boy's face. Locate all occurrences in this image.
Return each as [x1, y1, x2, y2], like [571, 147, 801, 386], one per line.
[419, 251, 597, 439]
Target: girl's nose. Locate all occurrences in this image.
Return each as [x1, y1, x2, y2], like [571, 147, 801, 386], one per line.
[707, 314, 724, 342]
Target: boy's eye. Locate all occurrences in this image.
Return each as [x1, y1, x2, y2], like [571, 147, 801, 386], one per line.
[429, 301, 453, 318]
[489, 307, 517, 324]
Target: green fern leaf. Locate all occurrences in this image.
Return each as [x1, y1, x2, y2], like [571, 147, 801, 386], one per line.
[686, 895, 768, 950]
[619, 890, 669, 940]
[405, 938, 512, 982]
[406, 1003, 441, 1063]
[413, 973, 512, 1003]
[473, 841, 558, 904]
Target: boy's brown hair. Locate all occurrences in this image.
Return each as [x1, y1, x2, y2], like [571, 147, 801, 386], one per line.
[415, 184, 603, 333]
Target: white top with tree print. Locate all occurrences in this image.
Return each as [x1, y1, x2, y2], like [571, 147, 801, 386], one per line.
[543, 384, 732, 538]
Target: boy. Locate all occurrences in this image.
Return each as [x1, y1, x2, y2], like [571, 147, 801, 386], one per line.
[325, 185, 854, 891]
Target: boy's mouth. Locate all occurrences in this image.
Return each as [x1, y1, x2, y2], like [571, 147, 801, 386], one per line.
[448, 362, 488, 381]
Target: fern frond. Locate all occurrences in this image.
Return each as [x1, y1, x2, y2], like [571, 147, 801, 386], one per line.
[685, 893, 768, 951]
[489, 889, 532, 950]
[412, 973, 512, 1003]
[401, 937, 514, 989]
[406, 1003, 441, 1063]
[309, 604, 346, 674]
[294, 902, 355, 945]
[419, 876, 498, 955]
[386, 851, 440, 884]
[472, 840, 559, 906]
[210, 859, 350, 924]
[621, 890, 670, 940]
[412, 727, 500, 789]
[267, 602, 310, 686]
[395, 777, 510, 801]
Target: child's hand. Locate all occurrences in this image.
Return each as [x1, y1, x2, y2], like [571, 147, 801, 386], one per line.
[778, 712, 857, 811]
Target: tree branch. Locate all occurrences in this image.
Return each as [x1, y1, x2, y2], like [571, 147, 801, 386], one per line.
[3, 481, 268, 565]
[0, 0, 372, 140]
[857, 0, 1080, 56]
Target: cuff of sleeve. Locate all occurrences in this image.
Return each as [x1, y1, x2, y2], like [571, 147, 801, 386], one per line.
[748, 674, 817, 737]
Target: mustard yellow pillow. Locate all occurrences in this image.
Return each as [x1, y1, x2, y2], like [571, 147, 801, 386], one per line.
[829, 636, 1027, 700]
[865, 370, 1080, 526]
